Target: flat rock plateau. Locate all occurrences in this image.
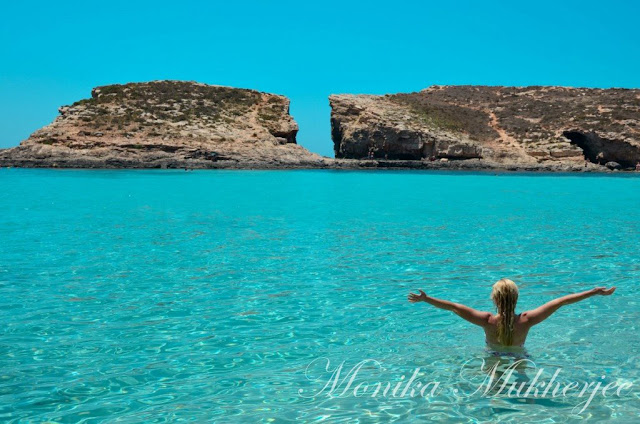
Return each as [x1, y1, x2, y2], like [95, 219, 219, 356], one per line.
[331, 85, 640, 172]
[0, 81, 326, 169]
[2, 82, 640, 171]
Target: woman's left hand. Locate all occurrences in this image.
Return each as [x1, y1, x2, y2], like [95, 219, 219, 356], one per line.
[408, 290, 428, 303]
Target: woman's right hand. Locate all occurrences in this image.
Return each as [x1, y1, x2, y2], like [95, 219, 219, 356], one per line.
[594, 287, 616, 295]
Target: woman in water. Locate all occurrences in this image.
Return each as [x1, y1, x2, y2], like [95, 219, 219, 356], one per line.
[407, 278, 616, 352]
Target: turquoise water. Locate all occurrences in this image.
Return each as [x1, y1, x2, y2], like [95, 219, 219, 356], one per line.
[0, 168, 639, 423]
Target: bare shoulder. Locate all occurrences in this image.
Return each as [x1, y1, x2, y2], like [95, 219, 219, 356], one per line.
[465, 309, 494, 328]
[518, 311, 533, 325]
[485, 313, 498, 324]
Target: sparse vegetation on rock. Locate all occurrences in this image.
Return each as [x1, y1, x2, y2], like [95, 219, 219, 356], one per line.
[331, 85, 640, 169]
[0, 81, 324, 168]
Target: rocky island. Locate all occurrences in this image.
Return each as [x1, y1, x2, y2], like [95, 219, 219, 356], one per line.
[330, 85, 640, 171]
[0, 81, 325, 169]
[2, 82, 640, 171]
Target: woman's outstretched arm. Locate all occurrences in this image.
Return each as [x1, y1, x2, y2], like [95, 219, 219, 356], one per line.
[408, 290, 491, 327]
[522, 287, 616, 326]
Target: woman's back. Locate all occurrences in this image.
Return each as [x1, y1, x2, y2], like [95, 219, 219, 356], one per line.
[408, 280, 616, 350]
[484, 313, 530, 347]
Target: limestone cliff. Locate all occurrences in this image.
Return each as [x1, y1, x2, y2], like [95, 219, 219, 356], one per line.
[330, 86, 640, 170]
[0, 81, 324, 168]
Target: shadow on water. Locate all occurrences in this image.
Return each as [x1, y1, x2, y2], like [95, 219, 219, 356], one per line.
[477, 352, 574, 408]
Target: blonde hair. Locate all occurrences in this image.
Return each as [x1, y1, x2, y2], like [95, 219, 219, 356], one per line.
[491, 278, 519, 345]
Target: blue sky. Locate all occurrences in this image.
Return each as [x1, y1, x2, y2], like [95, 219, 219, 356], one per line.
[1, 0, 639, 156]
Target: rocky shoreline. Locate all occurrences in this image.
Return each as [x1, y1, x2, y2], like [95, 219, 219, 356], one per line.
[1, 157, 631, 173]
[330, 85, 640, 172]
[1, 81, 639, 173]
[0, 81, 326, 170]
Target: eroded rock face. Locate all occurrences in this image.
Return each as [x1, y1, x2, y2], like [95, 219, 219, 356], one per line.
[330, 86, 640, 168]
[0, 81, 324, 168]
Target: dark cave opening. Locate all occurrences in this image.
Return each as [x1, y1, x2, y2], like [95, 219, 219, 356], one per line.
[563, 131, 600, 163]
[562, 130, 639, 168]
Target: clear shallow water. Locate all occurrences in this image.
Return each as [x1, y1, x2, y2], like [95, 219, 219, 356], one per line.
[0, 168, 639, 423]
